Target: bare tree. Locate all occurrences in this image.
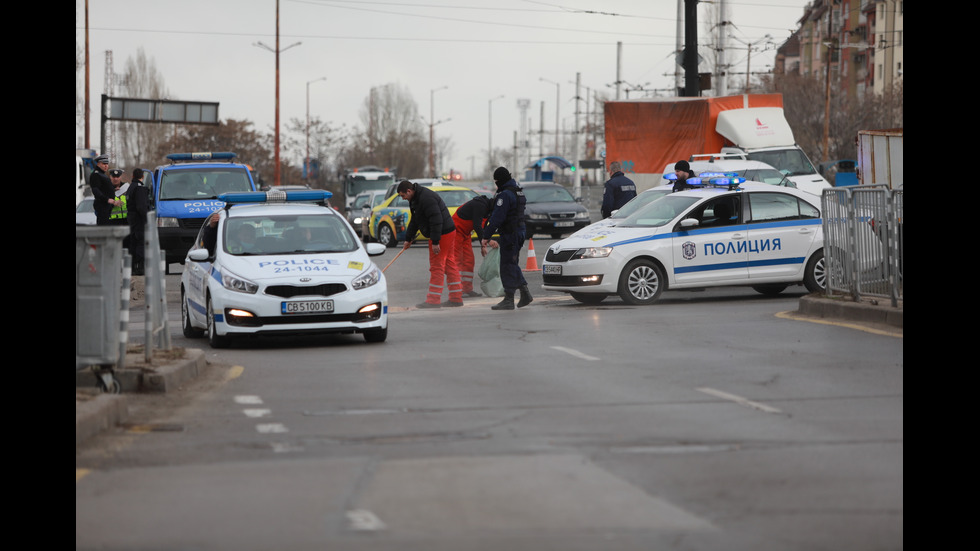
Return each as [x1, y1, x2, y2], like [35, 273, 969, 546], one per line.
[152, 119, 275, 187]
[116, 48, 170, 170]
[338, 83, 428, 178]
[761, 72, 903, 168]
[283, 117, 349, 190]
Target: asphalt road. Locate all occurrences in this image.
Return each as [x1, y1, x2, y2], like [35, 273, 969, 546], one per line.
[77, 239, 903, 551]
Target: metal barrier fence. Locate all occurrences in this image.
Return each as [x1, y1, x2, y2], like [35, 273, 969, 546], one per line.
[821, 185, 903, 306]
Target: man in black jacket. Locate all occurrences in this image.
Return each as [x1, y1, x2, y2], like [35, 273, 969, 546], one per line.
[89, 154, 115, 225]
[127, 168, 150, 275]
[601, 161, 637, 218]
[398, 180, 462, 308]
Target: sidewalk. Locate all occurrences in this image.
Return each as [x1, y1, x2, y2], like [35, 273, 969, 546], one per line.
[76, 293, 902, 447]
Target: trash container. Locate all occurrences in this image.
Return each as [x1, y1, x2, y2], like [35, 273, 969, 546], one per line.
[76, 226, 129, 373]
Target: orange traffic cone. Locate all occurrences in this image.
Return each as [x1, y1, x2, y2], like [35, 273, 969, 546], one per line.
[523, 239, 541, 272]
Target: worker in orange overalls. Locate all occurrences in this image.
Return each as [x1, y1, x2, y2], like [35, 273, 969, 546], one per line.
[451, 194, 493, 298]
[398, 180, 462, 308]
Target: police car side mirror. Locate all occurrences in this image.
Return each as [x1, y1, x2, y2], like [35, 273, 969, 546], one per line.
[187, 249, 210, 263]
[680, 218, 700, 228]
[365, 243, 386, 256]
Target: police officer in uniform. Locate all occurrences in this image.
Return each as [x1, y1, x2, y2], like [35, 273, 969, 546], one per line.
[127, 168, 150, 275]
[90, 154, 115, 226]
[601, 161, 637, 219]
[481, 167, 532, 310]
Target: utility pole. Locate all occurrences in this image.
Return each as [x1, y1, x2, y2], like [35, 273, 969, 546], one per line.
[254, 0, 300, 186]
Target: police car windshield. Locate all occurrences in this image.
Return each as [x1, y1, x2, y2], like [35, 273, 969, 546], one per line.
[619, 195, 700, 227]
[610, 189, 672, 219]
[524, 185, 575, 203]
[223, 214, 359, 255]
[160, 168, 252, 200]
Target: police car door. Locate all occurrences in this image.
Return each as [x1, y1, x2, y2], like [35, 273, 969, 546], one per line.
[744, 191, 821, 280]
[671, 195, 748, 285]
[184, 214, 217, 325]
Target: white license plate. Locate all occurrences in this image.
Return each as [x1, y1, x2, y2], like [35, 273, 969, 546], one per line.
[282, 300, 334, 314]
[543, 264, 562, 275]
[554, 221, 574, 227]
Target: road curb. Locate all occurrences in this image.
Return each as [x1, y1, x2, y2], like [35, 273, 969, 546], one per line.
[797, 294, 903, 329]
[75, 348, 207, 447]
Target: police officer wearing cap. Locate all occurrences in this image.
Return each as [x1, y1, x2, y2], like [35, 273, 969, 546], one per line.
[481, 167, 532, 310]
[90, 154, 115, 225]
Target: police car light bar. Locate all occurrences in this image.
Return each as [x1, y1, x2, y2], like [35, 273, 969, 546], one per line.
[219, 190, 333, 205]
[166, 152, 238, 163]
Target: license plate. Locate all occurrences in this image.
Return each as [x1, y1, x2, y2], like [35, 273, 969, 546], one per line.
[282, 300, 334, 314]
[543, 264, 562, 275]
[554, 221, 574, 227]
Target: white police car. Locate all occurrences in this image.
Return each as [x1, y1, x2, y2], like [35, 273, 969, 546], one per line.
[180, 190, 389, 347]
[542, 177, 827, 304]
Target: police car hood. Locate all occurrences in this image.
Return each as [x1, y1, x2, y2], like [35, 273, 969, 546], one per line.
[219, 251, 376, 283]
[553, 224, 665, 251]
[569, 217, 618, 236]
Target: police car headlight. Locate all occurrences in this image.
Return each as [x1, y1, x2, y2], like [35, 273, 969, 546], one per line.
[220, 269, 259, 294]
[528, 212, 548, 220]
[571, 247, 613, 259]
[352, 266, 381, 290]
[157, 216, 179, 228]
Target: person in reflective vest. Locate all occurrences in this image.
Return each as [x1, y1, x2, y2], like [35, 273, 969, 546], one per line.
[108, 168, 129, 225]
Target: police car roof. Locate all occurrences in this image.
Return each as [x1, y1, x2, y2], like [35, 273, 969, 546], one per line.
[223, 201, 339, 218]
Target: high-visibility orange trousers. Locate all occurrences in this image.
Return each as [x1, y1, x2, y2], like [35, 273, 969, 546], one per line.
[424, 231, 463, 304]
[451, 214, 477, 294]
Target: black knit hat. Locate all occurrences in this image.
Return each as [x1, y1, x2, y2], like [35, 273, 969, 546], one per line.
[674, 160, 691, 172]
[493, 166, 511, 184]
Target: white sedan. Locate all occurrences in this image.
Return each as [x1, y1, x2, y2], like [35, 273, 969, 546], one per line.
[542, 180, 827, 305]
[180, 190, 389, 347]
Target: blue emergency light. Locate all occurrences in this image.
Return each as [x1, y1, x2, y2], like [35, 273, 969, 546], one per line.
[219, 190, 333, 204]
[166, 152, 238, 162]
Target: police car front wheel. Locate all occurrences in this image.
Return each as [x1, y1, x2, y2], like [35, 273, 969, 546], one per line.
[618, 259, 665, 305]
[207, 294, 231, 348]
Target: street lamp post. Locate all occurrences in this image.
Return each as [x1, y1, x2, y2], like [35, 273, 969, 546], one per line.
[306, 77, 326, 184]
[488, 95, 504, 171]
[429, 86, 448, 177]
[539, 78, 560, 157]
[254, 0, 300, 187]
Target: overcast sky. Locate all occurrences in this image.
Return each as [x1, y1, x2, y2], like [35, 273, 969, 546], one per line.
[76, 0, 809, 178]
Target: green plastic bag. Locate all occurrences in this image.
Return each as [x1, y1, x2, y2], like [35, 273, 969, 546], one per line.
[478, 247, 505, 298]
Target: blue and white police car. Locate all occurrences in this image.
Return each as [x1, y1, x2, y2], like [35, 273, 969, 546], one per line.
[180, 190, 389, 347]
[542, 177, 827, 305]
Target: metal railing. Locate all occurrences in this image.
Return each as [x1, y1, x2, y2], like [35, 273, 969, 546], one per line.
[821, 185, 903, 306]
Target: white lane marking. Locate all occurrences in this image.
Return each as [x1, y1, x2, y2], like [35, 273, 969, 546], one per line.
[550, 346, 600, 361]
[234, 395, 264, 405]
[243, 409, 272, 418]
[270, 442, 304, 453]
[347, 509, 387, 531]
[696, 387, 782, 414]
[256, 423, 289, 433]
